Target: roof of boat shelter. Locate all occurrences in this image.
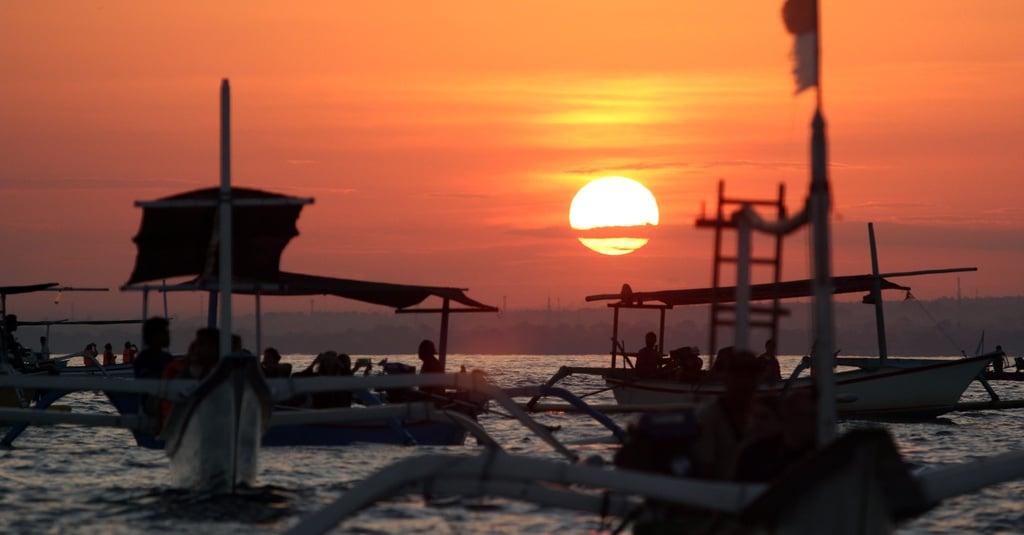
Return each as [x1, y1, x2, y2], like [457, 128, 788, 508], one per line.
[126, 187, 310, 286]
[586, 274, 911, 308]
[125, 271, 498, 313]
[0, 283, 60, 296]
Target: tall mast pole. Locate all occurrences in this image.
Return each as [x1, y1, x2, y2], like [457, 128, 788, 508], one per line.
[218, 79, 233, 357]
[809, 107, 836, 445]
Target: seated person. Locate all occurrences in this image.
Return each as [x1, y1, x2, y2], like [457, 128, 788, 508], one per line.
[669, 346, 704, 381]
[757, 338, 782, 383]
[690, 349, 760, 480]
[312, 352, 353, 408]
[260, 347, 292, 378]
[83, 342, 100, 367]
[164, 328, 219, 380]
[289, 351, 354, 408]
[733, 391, 817, 482]
[417, 339, 445, 397]
[635, 331, 665, 379]
[159, 328, 219, 425]
[134, 317, 174, 379]
[708, 346, 735, 381]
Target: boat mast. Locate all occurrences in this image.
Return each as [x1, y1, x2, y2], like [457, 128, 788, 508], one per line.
[868, 222, 888, 364]
[808, 108, 837, 445]
[218, 79, 233, 358]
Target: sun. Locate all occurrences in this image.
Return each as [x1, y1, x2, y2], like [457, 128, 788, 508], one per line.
[569, 176, 659, 255]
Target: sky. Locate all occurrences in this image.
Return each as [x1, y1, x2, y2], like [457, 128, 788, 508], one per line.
[1, 1, 1022, 321]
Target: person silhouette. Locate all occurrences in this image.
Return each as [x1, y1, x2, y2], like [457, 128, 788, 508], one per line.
[132, 317, 174, 379]
[757, 338, 782, 383]
[417, 339, 445, 397]
[635, 331, 663, 379]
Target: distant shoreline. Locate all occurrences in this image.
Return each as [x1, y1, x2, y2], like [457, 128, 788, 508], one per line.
[15, 296, 1022, 358]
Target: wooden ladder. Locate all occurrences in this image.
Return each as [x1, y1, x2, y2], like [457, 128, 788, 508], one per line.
[696, 180, 788, 365]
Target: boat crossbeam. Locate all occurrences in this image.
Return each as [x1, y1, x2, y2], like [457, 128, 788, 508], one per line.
[0, 408, 143, 431]
[270, 372, 577, 460]
[285, 450, 766, 535]
[270, 403, 500, 449]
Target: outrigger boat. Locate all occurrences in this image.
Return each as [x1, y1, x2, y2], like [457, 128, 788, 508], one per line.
[284, 3, 1024, 532]
[114, 270, 503, 448]
[1, 283, 142, 411]
[0, 80, 616, 492]
[530, 270, 995, 420]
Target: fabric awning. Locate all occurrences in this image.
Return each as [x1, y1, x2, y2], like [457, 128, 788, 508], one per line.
[586, 274, 911, 307]
[126, 187, 307, 285]
[127, 271, 497, 312]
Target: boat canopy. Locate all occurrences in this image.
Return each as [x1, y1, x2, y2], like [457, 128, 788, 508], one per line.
[586, 274, 910, 308]
[0, 283, 59, 296]
[126, 187, 308, 286]
[127, 271, 497, 313]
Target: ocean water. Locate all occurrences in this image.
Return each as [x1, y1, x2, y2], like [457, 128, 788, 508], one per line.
[2, 354, 1023, 534]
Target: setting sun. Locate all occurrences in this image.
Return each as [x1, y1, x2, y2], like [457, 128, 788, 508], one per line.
[569, 176, 660, 256]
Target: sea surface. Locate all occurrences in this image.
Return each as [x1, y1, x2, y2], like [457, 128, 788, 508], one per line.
[2, 354, 1023, 534]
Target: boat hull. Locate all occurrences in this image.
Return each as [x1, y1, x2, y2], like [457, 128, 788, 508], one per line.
[108, 394, 473, 449]
[605, 355, 992, 419]
[160, 355, 271, 492]
[261, 419, 468, 446]
[982, 371, 1024, 381]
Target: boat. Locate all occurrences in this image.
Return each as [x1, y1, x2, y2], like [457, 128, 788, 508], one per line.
[108, 79, 308, 490]
[1, 283, 143, 411]
[0, 80, 589, 490]
[284, 2, 1024, 531]
[529, 272, 994, 419]
[116, 269, 502, 448]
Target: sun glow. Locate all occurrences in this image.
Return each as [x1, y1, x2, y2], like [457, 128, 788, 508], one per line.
[569, 176, 659, 256]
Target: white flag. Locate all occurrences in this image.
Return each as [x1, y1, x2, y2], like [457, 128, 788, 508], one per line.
[782, 0, 818, 94]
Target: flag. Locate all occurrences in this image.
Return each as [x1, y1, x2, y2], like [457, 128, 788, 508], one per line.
[782, 0, 818, 94]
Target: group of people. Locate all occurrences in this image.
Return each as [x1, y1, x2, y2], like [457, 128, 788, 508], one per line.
[634, 332, 783, 384]
[690, 349, 816, 481]
[624, 333, 817, 486]
[123, 316, 456, 420]
[263, 338, 449, 409]
[83, 341, 138, 366]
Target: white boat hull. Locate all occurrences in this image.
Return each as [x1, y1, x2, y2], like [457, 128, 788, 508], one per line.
[162, 355, 270, 491]
[607, 355, 992, 418]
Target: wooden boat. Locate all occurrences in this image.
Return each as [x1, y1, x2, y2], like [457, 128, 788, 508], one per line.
[103, 373, 489, 448]
[1, 283, 142, 411]
[119, 266, 501, 448]
[593, 354, 992, 419]
[285, 4, 1024, 532]
[161, 354, 270, 489]
[0, 370, 579, 462]
[983, 370, 1024, 381]
[532, 272, 992, 420]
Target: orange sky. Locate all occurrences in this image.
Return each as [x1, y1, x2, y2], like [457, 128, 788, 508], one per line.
[1, 1, 1022, 320]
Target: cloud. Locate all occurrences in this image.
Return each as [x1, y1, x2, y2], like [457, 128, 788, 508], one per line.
[0, 176, 200, 191]
[564, 159, 860, 176]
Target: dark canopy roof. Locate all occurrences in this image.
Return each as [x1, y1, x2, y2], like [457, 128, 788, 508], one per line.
[235, 272, 496, 311]
[0, 283, 59, 296]
[586, 274, 911, 308]
[126, 187, 306, 286]
[131, 271, 497, 312]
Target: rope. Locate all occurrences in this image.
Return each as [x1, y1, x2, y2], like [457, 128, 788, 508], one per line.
[577, 385, 617, 400]
[906, 294, 966, 355]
